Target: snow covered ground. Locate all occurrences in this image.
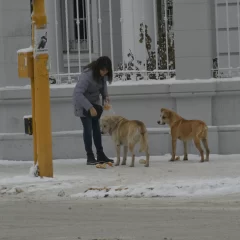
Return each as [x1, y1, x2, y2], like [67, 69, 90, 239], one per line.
[1, 154, 240, 201]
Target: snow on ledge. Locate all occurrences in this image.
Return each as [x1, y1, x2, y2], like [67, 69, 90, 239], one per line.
[23, 115, 32, 119]
[46, 77, 240, 89]
[17, 46, 33, 54]
[110, 77, 240, 86]
[1, 77, 240, 91]
[111, 78, 213, 86]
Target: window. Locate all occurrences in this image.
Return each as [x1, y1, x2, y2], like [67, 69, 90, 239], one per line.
[70, 0, 88, 51]
[159, 0, 173, 29]
[73, 0, 87, 41]
[167, 3, 173, 27]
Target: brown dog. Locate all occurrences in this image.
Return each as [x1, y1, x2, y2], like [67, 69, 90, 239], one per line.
[100, 115, 150, 167]
[157, 108, 210, 162]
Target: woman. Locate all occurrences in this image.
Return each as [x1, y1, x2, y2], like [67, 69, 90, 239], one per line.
[73, 56, 114, 165]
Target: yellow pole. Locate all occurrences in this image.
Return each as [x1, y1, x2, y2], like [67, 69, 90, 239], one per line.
[32, 0, 53, 178]
[31, 21, 38, 166]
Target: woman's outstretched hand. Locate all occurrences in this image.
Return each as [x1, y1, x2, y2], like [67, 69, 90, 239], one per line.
[90, 107, 97, 117]
[105, 96, 110, 103]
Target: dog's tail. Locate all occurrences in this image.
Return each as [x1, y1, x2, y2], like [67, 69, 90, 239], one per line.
[138, 123, 149, 153]
[196, 123, 208, 139]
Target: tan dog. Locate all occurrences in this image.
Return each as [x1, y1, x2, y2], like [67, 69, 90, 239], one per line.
[100, 115, 150, 167]
[157, 108, 210, 162]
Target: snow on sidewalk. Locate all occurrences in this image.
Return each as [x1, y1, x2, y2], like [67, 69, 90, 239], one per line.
[1, 154, 240, 201]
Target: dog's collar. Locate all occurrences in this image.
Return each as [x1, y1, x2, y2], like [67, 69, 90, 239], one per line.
[109, 118, 124, 136]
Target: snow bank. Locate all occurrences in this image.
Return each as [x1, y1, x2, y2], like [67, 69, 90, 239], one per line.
[1, 154, 240, 201]
[73, 177, 240, 199]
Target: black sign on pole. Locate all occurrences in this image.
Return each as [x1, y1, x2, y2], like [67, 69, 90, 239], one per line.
[30, 0, 33, 34]
[30, 0, 33, 15]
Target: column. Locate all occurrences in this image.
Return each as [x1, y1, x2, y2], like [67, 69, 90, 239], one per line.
[173, 0, 214, 79]
[45, 0, 64, 76]
[120, 0, 155, 69]
[100, 0, 122, 68]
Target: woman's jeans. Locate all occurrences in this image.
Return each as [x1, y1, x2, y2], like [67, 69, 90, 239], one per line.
[80, 116, 103, 156]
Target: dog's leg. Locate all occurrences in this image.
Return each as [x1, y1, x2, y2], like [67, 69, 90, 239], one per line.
[201, 138, 210, 161]
[183, 141, 188, 161]
[115, 144, 121, 166]
[144, 147, 150, 167]
[170, 138, 177, 161]
[129, 143, 135, 167]
[193, 138, 204, 162]
[122, 145, 128, 165]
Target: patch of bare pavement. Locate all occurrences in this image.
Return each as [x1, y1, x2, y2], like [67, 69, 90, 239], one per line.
[1, 194, 240, 240]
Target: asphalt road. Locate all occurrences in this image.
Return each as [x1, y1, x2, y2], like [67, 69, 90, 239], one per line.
[1, 196, 240, 240]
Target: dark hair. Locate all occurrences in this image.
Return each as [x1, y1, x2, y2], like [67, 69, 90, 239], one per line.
[84, 56, 113, 84]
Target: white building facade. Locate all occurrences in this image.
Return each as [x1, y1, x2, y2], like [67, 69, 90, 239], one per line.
[1, 1, 240, 160]
[1, 0, 240, 86]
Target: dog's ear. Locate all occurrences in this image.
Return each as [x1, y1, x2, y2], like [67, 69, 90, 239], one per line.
[102, 116, 109, 123]
[107, 116, 114, 123]
[167, 111, 172, 118]
[161, 109, 172, 119]
[100, 116, 105, 122]
[161, 108, 169, 113]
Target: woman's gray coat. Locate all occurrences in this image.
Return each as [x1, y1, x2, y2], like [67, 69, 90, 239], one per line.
[73, 69, 108, 117]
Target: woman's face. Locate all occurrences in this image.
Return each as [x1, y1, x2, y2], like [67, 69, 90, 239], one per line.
[100, 68, 108, 77]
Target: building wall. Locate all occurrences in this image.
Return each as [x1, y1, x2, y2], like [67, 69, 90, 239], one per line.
[1, 79, 240, 160]
[173, 0, 215, 79]
[0, 0, 31, 87]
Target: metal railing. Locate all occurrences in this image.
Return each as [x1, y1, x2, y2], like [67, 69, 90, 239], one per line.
[49, 0, 175, 84]
[213, 0, 240, 78]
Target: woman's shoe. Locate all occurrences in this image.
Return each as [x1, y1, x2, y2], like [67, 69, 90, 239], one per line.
[86, 153, 98, 165]
[97, 151, 114, 164]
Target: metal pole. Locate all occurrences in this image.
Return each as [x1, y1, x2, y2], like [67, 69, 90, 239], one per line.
[32, 0, 53, 178]
[65, 0, 72, 83]
[109, 0, 114, 70]
[76, 0, 82, 72]
[215, 0, 220, 75]
[237, 0, 240, 68]
[226, 0, 231, 76]
[86, 0, 92, 62]
[98, 0, 103, 55]
[31, 20, 38, 167]
[153, 0, 158, 78]
[54, 0, 60, 83]
[164, 0, 169, 77]
[142, 0, 147, 74]
[120, 0, 125, 80]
